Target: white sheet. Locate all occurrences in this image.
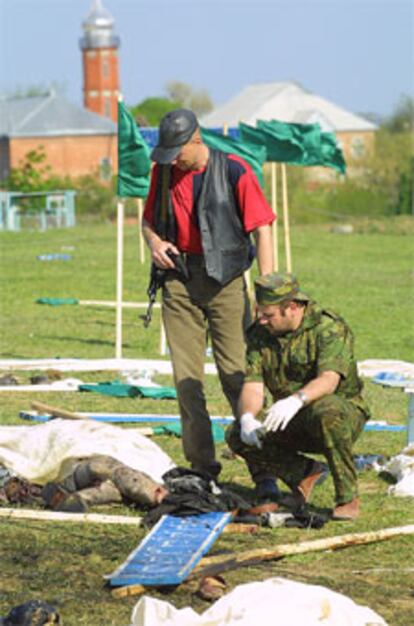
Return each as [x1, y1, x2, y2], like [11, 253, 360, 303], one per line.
[0, 358, 217, 375]
[0, 419, 175, 484]
[129, 577, 387, 626]
[384, 443, 414, 497]
[357, 359, 414, 379]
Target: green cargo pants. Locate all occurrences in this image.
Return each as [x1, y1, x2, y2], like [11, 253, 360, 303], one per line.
[226, 394, 368, 504]
[162, 256, 251, 478]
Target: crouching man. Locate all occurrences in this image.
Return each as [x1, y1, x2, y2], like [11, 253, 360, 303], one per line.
[226, 273, 370, 520]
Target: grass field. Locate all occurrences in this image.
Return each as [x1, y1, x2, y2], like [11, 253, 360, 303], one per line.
[0, 218, 413, 625]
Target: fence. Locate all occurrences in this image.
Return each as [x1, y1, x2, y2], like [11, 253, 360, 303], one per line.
[0, 190, 76, 231]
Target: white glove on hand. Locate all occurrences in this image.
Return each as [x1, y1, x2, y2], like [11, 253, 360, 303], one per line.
[240, 412, 264, 449]
[264, 395, 304, 433]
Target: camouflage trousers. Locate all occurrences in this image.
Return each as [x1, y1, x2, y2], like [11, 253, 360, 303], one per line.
[226, 394, 369, 505]
[162, 257, 251, 479]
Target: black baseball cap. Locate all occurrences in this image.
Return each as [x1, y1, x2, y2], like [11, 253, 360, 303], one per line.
[151, 109, 198, 164]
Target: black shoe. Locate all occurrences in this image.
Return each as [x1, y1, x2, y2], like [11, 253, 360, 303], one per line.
[255, 478, 281, 502]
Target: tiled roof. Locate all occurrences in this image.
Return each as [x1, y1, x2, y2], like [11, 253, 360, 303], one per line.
[0, 93, 116, 138]
[201, 82, 377, 132]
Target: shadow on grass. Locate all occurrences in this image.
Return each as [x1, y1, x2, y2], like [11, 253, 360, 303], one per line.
[37, 335, 131, 349]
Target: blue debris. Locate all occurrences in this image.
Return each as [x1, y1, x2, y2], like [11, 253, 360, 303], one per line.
[37, 253, 72, 261]
[108, 511, 232, 586]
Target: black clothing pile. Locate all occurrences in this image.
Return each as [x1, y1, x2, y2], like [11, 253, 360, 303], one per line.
[143, 467, 250, 527]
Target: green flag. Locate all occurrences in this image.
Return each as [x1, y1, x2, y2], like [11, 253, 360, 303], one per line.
[117, 101, 151, 198]
[318, 131, 347, 174]
[257, 119, 346, 174]
[201, 127, 266, 187]
[240, 122, 304, 163]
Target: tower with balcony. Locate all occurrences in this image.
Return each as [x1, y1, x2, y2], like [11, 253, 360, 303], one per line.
[80, 0, 120, 122]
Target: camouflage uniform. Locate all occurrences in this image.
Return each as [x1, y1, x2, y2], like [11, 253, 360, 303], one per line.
[226, 274, 370, 505]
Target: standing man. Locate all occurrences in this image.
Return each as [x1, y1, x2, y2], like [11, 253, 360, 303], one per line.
[226, 272, 370, 519]
[142, 109, 274, 480]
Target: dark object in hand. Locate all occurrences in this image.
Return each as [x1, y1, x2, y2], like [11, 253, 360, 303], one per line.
[165, 249, 190, 281]
[143, 250, 189, 328]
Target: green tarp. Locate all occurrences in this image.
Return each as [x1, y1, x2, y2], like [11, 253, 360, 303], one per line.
[36, 298, 79, 306]
[79, 382, 177, 400]
[117, 101, 151, 198]
[256, 119, 346, 174]
[153, 421, 225, 442]
[201, 127, 266, 187]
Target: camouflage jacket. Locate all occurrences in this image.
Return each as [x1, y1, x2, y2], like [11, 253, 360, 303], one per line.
[245, 301, 369, 415]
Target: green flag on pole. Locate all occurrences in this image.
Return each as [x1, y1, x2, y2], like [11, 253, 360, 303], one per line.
[257, 119, 346, 174]
[240, 122, 304, 163]
[318, 131, 347, 174]
[117, 101, 151, 198]
[201, 127, 267, 187]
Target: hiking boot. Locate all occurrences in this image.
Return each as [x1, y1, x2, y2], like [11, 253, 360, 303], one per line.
[57, 493, 88, 513]
[42, 483, 88, 512]
[332, 497, 360, 521]
[41, 483, 71, 510]
[281, 461, 329, 509]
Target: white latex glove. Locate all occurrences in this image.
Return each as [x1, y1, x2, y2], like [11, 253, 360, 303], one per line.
[264, 395, 304, 433]
[240, 412, 264, 449]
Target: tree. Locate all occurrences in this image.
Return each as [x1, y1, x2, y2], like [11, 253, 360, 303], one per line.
[165, 80, 214, 117]
[383, 94, 414, 133]
[130, 97, 181, 127]
[3, 147, 52, 191]
[165, 81, 192, 107]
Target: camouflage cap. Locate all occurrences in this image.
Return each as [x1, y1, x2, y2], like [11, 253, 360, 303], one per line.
[254, 272, 310, 305]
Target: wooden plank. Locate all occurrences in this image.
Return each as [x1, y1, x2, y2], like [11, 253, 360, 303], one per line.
[0, 508, 143, 526]
[31, 401, 87, 420]
[191, 524, 414, 580]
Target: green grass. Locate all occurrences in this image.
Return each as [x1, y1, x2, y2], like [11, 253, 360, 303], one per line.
[0, 218, 413, 625]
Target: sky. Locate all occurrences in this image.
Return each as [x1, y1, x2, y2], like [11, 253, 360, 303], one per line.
[0, 0, 413, 119]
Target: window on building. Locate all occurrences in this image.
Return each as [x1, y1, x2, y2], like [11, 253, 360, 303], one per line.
[350, 136, 366, 159]
[103, 59, 110, 79]
[104, 98, 111, 118]
[100, 157, 112, 181]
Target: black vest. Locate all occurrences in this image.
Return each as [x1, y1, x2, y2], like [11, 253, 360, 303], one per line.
[153, 149, 252, 286]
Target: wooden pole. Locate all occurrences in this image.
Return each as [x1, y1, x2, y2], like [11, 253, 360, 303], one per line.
[192, 524, 414, 580]
[79, 300, 160, 309]
[137, 198, 145, 264]
[115, 199, 124, 359]
[31, 401, 88, 420]
[271, 162, 279, 271]
[160, 320, 167, 356]
[281, 163, 292, 273]
[0, 507, 143, 526]
[244, 269, 252, 302]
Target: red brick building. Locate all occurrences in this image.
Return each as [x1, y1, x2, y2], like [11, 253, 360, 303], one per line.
[0, 93, 117, 181]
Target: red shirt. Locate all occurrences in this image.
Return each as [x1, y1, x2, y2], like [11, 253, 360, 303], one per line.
[144, 153, 275, 254]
